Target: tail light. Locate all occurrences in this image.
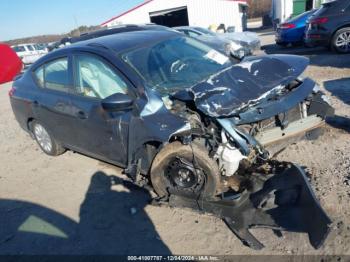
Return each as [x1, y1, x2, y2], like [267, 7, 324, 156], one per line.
[280, 23, 296, 29]
[310, 17, 329, 25]
[8, 86, 16, 97]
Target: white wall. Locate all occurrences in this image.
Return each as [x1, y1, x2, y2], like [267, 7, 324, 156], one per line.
[103, 0, 245, 32]
[188, 0, 243, 32]
[271, 0, 293, 23]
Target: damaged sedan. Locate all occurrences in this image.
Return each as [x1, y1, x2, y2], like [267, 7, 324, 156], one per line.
[10, 30, 334, 249]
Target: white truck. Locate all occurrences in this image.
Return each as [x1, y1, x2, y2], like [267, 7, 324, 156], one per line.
[11, 44, 46, 65]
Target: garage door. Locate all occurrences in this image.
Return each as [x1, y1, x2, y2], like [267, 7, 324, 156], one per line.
[149, 6, 189, 27]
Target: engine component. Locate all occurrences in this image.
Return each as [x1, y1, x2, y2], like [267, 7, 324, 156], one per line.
[215, 131, 246, 176]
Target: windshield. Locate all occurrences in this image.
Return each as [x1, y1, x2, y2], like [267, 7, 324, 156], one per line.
[122, 36, 231, 94]
[193, 27, 217, 36]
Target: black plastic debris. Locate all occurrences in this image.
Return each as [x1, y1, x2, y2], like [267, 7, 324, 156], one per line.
[165, 164, 331, 250]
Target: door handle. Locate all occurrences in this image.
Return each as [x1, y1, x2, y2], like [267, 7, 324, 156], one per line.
[76, 111, 87, 119]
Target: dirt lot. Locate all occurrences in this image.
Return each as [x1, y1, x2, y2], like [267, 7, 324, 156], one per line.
[0, 31, 349, 255]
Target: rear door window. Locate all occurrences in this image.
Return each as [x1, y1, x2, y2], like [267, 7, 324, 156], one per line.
[34, 57, 71, 92]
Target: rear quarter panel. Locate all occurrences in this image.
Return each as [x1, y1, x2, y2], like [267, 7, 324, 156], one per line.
[10, 73, 37, 132]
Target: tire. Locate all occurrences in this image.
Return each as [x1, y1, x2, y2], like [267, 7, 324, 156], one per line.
[276, 42, 288, 47]
[150, 141, 220, 199]
[332, 27, 350, 53]
[291, 41, 302, 47]
[31, 120, 65, 156]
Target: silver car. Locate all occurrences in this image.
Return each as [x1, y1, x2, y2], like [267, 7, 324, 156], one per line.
[175, 26, 261, 58]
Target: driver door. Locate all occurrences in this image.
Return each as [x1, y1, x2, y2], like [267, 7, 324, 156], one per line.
[68, 53, 135, 166]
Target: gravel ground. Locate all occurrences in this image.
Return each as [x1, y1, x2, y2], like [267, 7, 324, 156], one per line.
[0, 31, 349, 255]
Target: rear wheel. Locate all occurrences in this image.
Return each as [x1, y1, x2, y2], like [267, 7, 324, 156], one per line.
[291, 41, 302, 47]
[150, 142, 220, 200]
[332, 27, 350, 53]
[276, 41, 288, 47]
[31, 121, 65, 156]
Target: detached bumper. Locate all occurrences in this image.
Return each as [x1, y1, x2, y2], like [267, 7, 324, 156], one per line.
[169, 163, 332, 250]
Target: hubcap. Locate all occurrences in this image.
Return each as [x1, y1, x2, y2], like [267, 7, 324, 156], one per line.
[34, 124, 52, 152]
[165, 158, 204, 193]
[336, 32, 350, 52]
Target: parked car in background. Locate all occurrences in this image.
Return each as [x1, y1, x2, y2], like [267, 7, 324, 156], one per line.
[0, 44, 22, 84]
[175, 26, 261, 57]
[276, 9, 318, 46]
[305, 0, 350, 53]
[34, 43, 49, 55]
[174, 27, 246, 59]
[11, 44, 44, 65]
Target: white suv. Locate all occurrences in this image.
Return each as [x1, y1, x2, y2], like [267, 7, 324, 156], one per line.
[11, 44, 45, 65]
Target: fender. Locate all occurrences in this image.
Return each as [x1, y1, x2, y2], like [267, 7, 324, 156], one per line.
[126, 88, 191, 178]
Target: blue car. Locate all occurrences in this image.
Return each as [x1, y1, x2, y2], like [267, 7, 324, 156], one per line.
[276, 9, 318, 46]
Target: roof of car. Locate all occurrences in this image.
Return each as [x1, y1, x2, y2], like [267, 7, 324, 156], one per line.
[70, 24, 170, 43]
[174, 26, 195, 30]
[67, 29, 180, 53]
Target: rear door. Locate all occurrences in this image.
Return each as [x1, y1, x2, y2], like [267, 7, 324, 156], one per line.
[32, 56, 76, 147]
[67, 53, 135, 165]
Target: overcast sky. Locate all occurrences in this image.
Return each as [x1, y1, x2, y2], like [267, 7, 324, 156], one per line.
[0, 0, 144, 41]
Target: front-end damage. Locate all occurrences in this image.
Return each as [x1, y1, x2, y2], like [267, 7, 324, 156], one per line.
[125, 55, 334, 249]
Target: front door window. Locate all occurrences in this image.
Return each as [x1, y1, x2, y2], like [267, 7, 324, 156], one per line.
[74, 55, 129, 99]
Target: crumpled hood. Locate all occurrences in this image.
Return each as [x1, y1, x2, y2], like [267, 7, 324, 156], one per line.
[185, 54, 309, 117]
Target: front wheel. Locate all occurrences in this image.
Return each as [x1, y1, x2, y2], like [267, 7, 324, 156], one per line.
[332, 27, 350, 53]
[31, 121, 66, 156]
[150, 142, 220, 200]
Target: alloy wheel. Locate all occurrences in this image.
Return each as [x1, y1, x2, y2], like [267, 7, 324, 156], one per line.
[335, 31, 350, 52]
[34, 123, 52, 153]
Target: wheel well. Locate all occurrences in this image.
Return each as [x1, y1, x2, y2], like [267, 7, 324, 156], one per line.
[331, 24, 350, 40]
[27, 118, 35, 132]
[139, 141, 163, 175]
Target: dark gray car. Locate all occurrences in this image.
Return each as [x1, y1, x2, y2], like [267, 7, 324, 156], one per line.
[305, 0, 350, 52]
[10, 30, 333, 250]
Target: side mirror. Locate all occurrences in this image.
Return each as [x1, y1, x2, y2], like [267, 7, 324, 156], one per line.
[101, 93, 133, 111]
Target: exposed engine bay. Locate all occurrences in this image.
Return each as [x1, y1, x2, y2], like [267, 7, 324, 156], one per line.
[163, 78, 332, 195]
[146, 83, 333, 249]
